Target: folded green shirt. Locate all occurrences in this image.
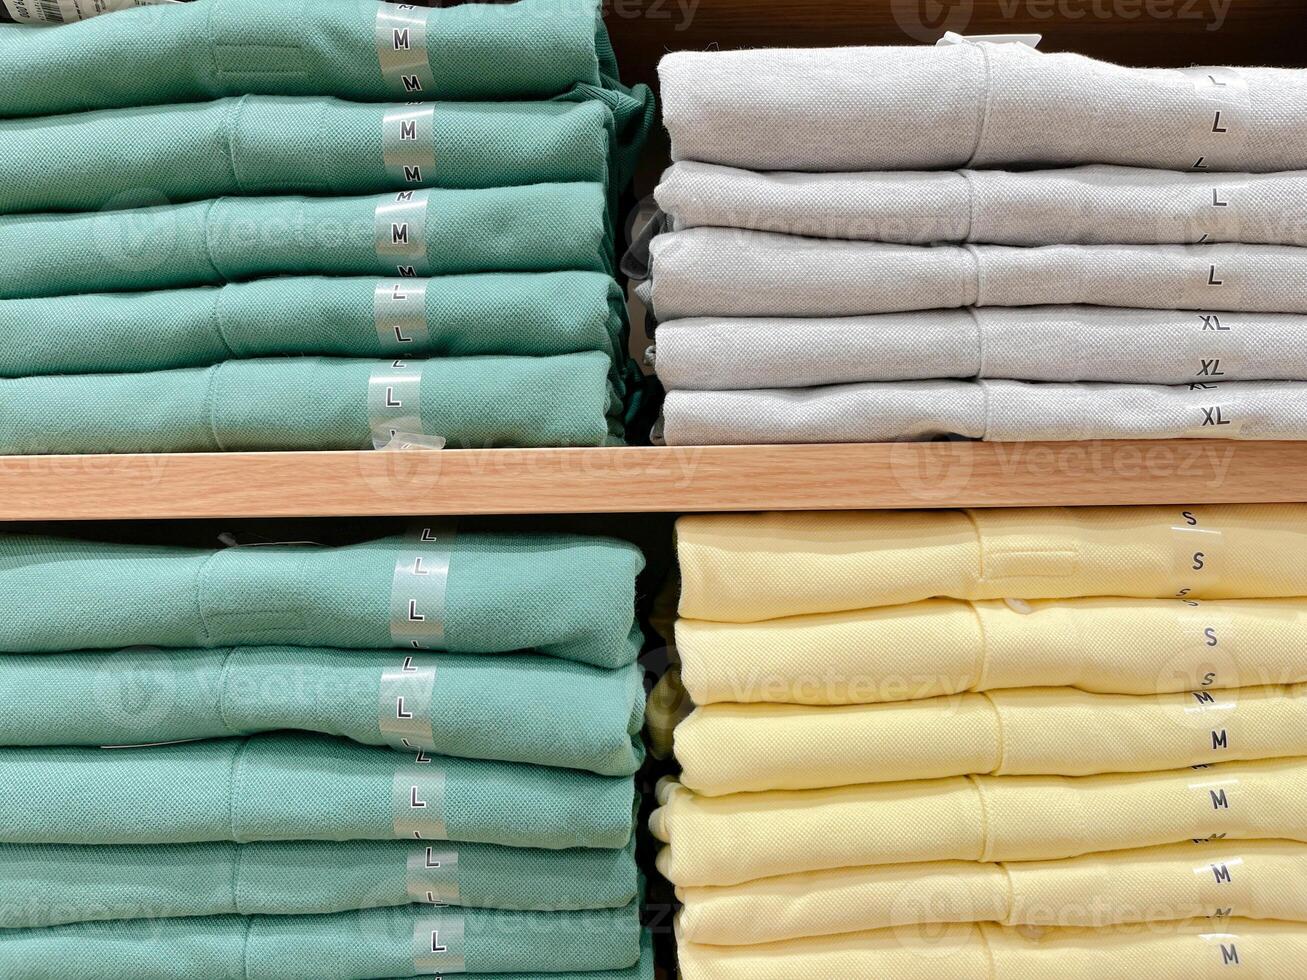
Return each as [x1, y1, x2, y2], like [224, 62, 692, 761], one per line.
[0, 184, 612, 299]
[0, 838, 638, 927]
[0, 528, 644, 668]
[0, 733, 635, 848]
[0, 97, 614, 214]
[0, 273, 627, 377]
[0, 903, 642, 977]
[0, 647, 645, 776]
[0, 353, 625, 453]
[0, 0, 640, 114]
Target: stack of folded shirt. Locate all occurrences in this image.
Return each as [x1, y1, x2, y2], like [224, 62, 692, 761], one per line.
[653, 503, 1307, 977]
[0, 522, 653, 979]
[0, 0, 655, 452]
[638, 40, 1307, 445]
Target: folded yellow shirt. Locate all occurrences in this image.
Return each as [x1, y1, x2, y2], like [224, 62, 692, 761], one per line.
[677, 839, 1307, 945]
[677, 504, 1307, 622]
[651, 757, 1307, 886]
[676, 596, 1307, 705]
[676, 917, 1307, 980]
[676, 684, 1307, 795]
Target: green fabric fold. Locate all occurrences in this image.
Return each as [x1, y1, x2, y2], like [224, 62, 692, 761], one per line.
[0, 902, 642, 977]
[0, 529, 644, 668]
[0, 0, 623, 110]
[0, 733, 635, 848]
[0, 97, 613, 214]
[0, 353, 625, 453]
[0, 647, 645, 776]
[0, 273, 627, 377]
[0, 185, 612, 299]
[0, 838, 638, 927]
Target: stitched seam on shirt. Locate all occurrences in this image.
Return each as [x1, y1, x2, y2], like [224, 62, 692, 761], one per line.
[978, 377, 992, 440]
[968, 773, 993, 862]
[966, 44, 993, 167]
[966, 306, 985, 379]
[228, 839, 244, 915]
[240, 910, 255, 980]
[228, 736, 253, 843]
[961, 507, 987, 584]
[965, 243, 984, 307]
[198, 198, 228, 283]
[959, 168, 978, 244]
[210, 286, 238, 361]
[216, 647, 239, 736]
[205, 363, 228, 452]
[977, 919, 999, 979]
[997, 862, 1016, 927]
[222, 96, 245, 193]
[968, 599, 990, 692]
[984, 692, 1007, 775]
[192, 547, 220, 646]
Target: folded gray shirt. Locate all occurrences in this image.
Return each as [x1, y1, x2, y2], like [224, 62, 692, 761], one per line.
[656, 162, 1307, 246]
[661, 380, 1307, 445]
[653, 307, 1307, 389]
[660, 43, 1307, 172]
[641, 229, 1307, 319]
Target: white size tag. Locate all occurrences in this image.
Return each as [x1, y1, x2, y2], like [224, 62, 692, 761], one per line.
[936, 31, 1041, 48]
[3, 0, 175, 25]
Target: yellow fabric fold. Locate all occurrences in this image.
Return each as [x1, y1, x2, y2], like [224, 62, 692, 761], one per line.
[677, 839, 1307, 945]
[676, 684, 1307, 795]
[676, 917, 1307, 979]
[676, 504, 1307, 622]
[676, 596, 1307, 705]
[650, 757, 1307, 886]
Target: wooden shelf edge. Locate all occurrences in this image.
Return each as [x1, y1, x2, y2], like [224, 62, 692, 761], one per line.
[2, 441, 1306, 520]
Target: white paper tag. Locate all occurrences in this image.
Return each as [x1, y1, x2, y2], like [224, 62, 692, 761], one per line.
[3, 0, 175, 25]
[936, 31, 1042, 47]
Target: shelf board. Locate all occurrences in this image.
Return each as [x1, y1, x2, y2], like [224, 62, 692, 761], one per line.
[2, 441, 1306, 520]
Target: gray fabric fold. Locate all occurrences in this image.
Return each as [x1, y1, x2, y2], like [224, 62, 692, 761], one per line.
[653, 307, 1307, 389]
[656, 162, 1307, 246]
[643, 229, 1307, 319]
[660, 43, 1307, 172]
[661, 380, 1307, 445]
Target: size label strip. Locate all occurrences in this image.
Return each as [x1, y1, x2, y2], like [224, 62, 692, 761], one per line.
[1182, 68, 1250, 173]
[374, 281, 431, 353]
[412, 910, 467, 974]
[394, 764, 448, 840]
[368, 361, 424, 447]
[382, 105, 437, 185]
[407, 846, 461, 905]
[374, 190, 432, 277]
[379, 655, 437, 751]
[389, 522, 457, 649]
[375, 3, 436, 97]
[1170, 513, 1227, 596]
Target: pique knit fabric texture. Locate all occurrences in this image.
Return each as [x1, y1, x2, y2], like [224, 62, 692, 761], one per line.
[659, 503, 1307, 973]
[0, 529, 644, 667]
[645, 41, 1307, 448]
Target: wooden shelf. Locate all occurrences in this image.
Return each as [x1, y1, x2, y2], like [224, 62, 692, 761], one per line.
[2, 441, 1306, 520]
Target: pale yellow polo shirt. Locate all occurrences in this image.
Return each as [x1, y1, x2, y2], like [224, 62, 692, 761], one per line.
[676, 684, 1307, 795]
[676, 596, 1307, 706]
[677, 839, 1307, 946]
[651, 757, 1307, 887]
[677, 504, 1307, 622]
[676, 917, 1307, 979]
